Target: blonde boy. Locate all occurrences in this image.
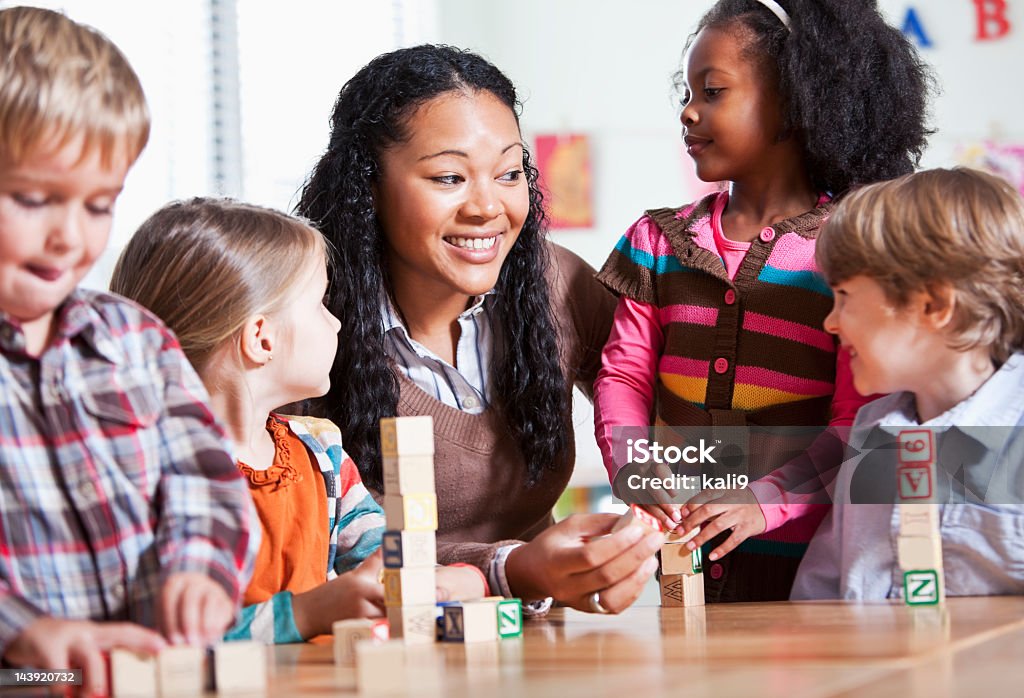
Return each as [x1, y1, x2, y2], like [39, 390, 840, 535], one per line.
[792, 168, 1024, 600]
[0, 7, 255, 692]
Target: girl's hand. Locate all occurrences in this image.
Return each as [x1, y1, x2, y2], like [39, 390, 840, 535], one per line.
[4, 617, 165, 697]
[160, 572, 235, 646]
[435, 564, 487, 603]
[504, 513, 663, 614]
[678, 488, 767, 561]
[292, 550, 385, 638]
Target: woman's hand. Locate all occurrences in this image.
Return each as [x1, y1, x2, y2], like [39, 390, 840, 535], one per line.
[504, 513, 662, 613]
[678, 487, 766, 561]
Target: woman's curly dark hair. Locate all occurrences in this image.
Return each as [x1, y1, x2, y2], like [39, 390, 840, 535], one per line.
[296, 45, 567, 489]
[677, 0, 934, 195]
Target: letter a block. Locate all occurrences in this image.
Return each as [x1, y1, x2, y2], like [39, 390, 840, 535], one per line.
[383, 493, 438, 531]
[903, 569, 943, 606]
[380, 416, 434, 456]
[660, 572, 705, 607]
[382, 530, 437, 569]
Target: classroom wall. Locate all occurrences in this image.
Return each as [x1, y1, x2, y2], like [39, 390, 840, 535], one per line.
[433, 0, 1024, 487]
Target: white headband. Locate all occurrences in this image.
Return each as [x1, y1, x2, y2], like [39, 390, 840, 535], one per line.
[754, 0, 792, 30]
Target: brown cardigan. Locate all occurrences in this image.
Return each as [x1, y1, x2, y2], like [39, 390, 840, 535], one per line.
[378, 243, 615, 574]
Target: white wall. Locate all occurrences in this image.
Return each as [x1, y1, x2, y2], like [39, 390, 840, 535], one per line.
[434, 0, 1024, 486]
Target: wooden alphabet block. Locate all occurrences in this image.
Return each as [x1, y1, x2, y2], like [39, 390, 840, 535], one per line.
[441, 601, 499, 643]
[897, 463, 934, 500]
[382, 530, 436, 569]
[899, 504, 940, 537]
[156, 646, 204, 697]
[903, 569, 944, 606]
[897, 429, 934, 464]
[660, 572, 705, 607]
[897, 534, 943, 571]
[210, 641, 267, 693]
[382, 567, 437, 607]
[387, 604, 438, 645]
[109, 649, 157, 697]
[382, 454, 436, 495]
[382, 493, 438, 532]
[660, 542, 702, 575]
[355, 640, 407, 694]
[333, 619, 390, 666]
[495, 599, 523, 638]
[380, 416, 434, 456]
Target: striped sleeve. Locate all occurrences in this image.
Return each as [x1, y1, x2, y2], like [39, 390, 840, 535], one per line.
[223, 591, 303, 644]
[331, 451, 385, 574]
[596, 215, 676, 304]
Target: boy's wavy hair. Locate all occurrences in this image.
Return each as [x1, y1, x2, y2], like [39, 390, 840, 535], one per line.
[296, 45, 567, 489]
[0, 6, 149, 166]
[817, 168, 1024, 365]
[677, 0, 933, 195]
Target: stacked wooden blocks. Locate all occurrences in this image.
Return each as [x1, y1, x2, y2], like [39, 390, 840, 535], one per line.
[613, 504, 705, 608]
[896, 429, 944, 606]
[108, 641, 266, 696]
[440, 596, 523, 643]
[380, 416, 439, 644]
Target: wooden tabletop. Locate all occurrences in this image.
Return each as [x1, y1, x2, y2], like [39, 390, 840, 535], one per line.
[262, 597, 1024, 697]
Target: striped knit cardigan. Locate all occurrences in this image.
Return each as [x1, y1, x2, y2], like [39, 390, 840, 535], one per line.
[225, 415, 384, 643]
[597, 192, 838, 601]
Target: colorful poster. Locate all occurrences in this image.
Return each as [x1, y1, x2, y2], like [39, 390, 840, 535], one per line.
[955, 141, 1024, 196]
[534, 134, 594, 229]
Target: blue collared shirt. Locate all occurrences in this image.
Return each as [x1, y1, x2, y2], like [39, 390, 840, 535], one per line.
[792, 352, 1024, 600]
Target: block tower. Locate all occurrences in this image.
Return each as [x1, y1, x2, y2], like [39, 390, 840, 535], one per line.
[896, 429, 944, 606]
[380, 415, 441, 642]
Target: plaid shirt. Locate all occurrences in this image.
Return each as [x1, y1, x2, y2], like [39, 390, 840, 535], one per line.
[0, 289, 257, 653]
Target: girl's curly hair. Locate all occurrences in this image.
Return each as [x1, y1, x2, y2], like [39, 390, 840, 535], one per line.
[678, 0, 934, 195]
[296, 45, 567, 489]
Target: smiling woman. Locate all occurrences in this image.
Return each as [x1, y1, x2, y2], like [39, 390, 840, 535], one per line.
[296, 45, 664, 614]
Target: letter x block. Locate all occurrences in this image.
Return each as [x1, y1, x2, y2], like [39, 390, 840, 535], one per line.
[660, 572, 705, 607]
[380, 416, 434, 456]
[660, 542, 703, 576]
[441, 601, 499, 643]
[383, 493, 438, 531]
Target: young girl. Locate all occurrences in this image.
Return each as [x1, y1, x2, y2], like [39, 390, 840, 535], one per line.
[111, 198, 486, 642]
[595, 0, 931, 601]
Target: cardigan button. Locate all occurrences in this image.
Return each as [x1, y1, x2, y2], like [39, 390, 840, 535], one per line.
[724, 289, 736, 305]
[710, 563, 724, 580]
[759, 227, 776, 242]
[714, 358, 729, 374]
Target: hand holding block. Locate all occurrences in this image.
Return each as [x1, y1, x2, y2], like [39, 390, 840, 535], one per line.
[660, 542, 702, 575]
[382, 530, 437, 569]
[441, 601, 499, 643]
[383, 454, 435, 495]
[666, 525, 700, 545]
[611, 504, 666, 535]
[380, 416, 434, 456]
[660, 572, 705, 607]
[109, 649, 157, 697]
[210, 641, 267, 693]
[382, 567, 437, 607]
[333, 619, 389, 666]
[387, 605, 438, 645]
[156, 646, 204, 696]
[383, 493, 438, 531]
